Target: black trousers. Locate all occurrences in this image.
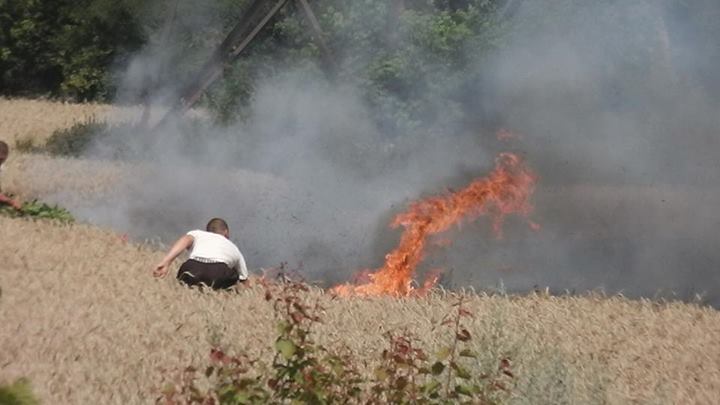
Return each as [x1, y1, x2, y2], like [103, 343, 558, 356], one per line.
[177, 259, 239, 290]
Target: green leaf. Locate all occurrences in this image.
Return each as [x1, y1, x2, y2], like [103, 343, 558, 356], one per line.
[458, 349, 477, 358]
[436, 347, 452, 361]
[455, 384, 473, 396]
[423, 379, 442, 394]
[450, 362, 472, 379]
[276, 321, 291, 335]
[275, 339, 296, 360]
[0, 378, 40, 405]
[293, 372, 304, 384]
[431, 361, 446, 375]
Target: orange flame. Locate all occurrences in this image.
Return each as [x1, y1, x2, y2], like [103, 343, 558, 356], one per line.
[333, 153, 537, 297]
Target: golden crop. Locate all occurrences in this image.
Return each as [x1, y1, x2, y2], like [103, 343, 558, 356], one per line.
[1, 99, 719, 404]
[1, 216, 719, 404]
[0, 97, 140, 146]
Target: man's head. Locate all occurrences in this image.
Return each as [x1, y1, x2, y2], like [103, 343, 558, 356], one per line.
[206, 217, 230, 237]
[0, 141, 8, 166]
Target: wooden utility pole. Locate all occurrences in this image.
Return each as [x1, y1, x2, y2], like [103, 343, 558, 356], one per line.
[297, 0, 336, 75]
[154, 0, 333, 129]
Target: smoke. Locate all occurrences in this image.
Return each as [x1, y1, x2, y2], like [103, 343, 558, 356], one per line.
[48, 0, 720, 304]
[442, 0, 720, 304]
[74, 71, 489, 285]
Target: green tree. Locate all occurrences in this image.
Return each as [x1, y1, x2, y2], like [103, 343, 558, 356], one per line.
[0, 0, 145, 100]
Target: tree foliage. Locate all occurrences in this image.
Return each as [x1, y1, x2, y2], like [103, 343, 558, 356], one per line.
[0, 0, 145, 100]
[2, 0, 720, 128]
[148, 0, 505, 128]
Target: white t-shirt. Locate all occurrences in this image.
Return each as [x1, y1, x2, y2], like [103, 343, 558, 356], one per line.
[186, 230, 248, 280]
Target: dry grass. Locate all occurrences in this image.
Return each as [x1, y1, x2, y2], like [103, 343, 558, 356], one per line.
[1, 98, 720, 404]
[0, 153, 126, 201]
[0, 97, 210, 148]
[0, 98, 141, 146]
[1, 216, 719, 404]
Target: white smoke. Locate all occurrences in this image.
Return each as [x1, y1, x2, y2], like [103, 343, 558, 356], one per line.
[46, 0, 720, 304]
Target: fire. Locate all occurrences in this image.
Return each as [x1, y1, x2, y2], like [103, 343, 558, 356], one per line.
[333, 152, 537, 297]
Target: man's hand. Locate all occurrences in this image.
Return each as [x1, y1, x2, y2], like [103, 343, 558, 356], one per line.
[153, 262, 170, 278]
[0, 193, 21, 210]
[10, 199, 22, 211]
[152, 234, 193, 280]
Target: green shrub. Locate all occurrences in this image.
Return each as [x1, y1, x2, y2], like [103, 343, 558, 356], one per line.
[366, 296, 513, 404]
[0, 0, 144, 101]
[30, 116, 216, 160]
[1, 199, 74, 223]
[13, 137, 37, 154]
[43, 117, 110, 157]
[25, 117, 137, 159]
[0, 378, 39, 405]
[159, 283, 515, 404]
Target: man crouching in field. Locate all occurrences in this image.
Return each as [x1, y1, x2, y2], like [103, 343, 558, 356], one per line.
[0, 141, 23, 210]
[153, 218, 249, 289]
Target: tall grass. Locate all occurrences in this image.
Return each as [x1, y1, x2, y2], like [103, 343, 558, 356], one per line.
[1, 98, 719, 404]
[0, 378, 39, 405]
[1, 215, 719, 404]
[0, 98, 136, 146]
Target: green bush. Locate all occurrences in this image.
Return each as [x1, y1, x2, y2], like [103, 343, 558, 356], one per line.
[0, 199, 75, 223]
[23, 116, 216, 160]
[0, 378, 39, 405]
[160, 282, 514, 404]
[43, 117, 111, 157]
[13, 137, 36, 154]
[0, 0, 145, 101]
[21, 117, 137, 159]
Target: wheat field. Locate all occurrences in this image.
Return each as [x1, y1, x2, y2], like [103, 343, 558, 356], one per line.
[1, 99, 720, 404]
[0, 97, 210, 147]
[0, 98, 142, 146]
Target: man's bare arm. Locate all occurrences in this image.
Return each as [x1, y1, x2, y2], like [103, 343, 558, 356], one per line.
[0, 193, 21, 210]
[153, 234, 194, 278]
[237, 253, 249, 281]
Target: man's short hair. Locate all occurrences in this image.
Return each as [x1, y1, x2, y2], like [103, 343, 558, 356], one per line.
[0, 141, 8, 155]
[206, 218, 229, 234]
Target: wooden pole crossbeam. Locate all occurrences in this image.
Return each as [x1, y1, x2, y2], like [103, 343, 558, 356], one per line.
[180, 0, 291, 109]
[154, 0, 333, 129]
[297, 0, 336, 75]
